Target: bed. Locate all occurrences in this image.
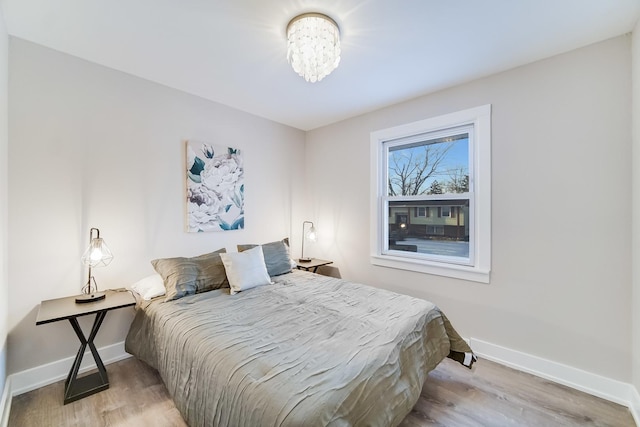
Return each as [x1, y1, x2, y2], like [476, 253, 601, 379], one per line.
[125, 245, 474, 427]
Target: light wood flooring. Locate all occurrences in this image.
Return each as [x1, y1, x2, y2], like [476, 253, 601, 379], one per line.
[9, 356, 635, 426]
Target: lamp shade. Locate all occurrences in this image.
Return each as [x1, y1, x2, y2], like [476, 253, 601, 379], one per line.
[287, 13, 341, 83]
[81, 237, 113, 268]
[306, 225, 317, 242]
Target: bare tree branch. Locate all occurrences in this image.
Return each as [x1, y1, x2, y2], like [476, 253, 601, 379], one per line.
[388, 142, 455, 196]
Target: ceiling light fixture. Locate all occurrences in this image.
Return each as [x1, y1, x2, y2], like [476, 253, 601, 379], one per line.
[286, 13, 341, 83]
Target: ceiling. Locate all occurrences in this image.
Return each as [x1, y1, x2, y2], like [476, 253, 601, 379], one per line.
[1, 0, 639, 131]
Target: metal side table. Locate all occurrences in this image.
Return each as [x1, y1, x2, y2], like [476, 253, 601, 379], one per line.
[36, 290, 135, 404]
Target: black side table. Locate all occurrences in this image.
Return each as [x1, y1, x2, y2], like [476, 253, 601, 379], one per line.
[296, 258, 333, 273]
[36, 290, 136, 404]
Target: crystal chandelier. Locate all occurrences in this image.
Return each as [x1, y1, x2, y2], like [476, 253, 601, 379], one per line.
[286, 13, 341, 83]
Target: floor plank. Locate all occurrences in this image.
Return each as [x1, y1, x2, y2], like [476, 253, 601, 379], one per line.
[9, 356, 635, 426]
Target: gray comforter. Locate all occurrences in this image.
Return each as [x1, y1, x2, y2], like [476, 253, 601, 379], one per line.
[125, 270, 473, 427]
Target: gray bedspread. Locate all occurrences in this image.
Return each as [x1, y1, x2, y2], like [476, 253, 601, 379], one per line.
[125, 270, 473, 427]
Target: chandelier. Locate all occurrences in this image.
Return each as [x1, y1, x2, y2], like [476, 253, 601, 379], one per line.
[286, 13, 341, 83]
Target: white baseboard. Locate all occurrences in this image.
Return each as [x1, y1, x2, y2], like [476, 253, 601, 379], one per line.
[470, 338, 638, 419]
[630, 385, 640, 427]
[0, 376, 11, 427]
[10, 341, 130, 397]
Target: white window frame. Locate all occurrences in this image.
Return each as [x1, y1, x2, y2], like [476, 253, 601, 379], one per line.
[370, 105, 491, 283]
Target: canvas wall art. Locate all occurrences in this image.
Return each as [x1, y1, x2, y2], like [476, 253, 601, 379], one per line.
[186, 140, 244, 232]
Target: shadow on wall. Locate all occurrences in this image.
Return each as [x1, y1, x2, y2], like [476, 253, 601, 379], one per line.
[7, 306, 40, 375]
[0, 337, 5, 398]
[316, 265, 341, 279]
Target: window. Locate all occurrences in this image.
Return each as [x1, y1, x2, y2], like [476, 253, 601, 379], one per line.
[426, 225, 445, 235]
[370, 105, 491, 283]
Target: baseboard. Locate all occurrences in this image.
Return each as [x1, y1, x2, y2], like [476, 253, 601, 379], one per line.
[470, 338, 637, 414]
[630, 385, 640, 427]
[0, 376, 11, 427]
[10, 341, 130, 397]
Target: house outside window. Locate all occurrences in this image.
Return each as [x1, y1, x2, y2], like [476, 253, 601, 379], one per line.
[370, 105, 491, 283]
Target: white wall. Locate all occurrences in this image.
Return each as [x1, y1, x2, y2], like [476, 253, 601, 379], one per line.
[306, 36, 632, 382]
[7, 38, 306, 374]
[0, 6, 9, 400]
[632, 18, 640, 398]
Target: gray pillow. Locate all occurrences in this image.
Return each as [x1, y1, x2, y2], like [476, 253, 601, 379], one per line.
[151, 248, 228, 302]
[237, 238, 292, 277]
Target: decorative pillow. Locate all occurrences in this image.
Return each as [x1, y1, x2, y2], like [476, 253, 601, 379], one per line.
[151, 248, 228, 302]
[220, 246, 272, 295]
[130, 273, 166, 301]
[237, 238, 292, 277]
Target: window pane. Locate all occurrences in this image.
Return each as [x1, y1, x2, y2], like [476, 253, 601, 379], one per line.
[388, 200, 469, 259]
[387, 133, 469, 196]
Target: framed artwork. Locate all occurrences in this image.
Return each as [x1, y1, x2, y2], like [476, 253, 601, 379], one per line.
[185, 140, 244, 232]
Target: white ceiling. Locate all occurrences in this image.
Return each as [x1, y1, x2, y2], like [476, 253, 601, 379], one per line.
[1, 0, 639, 131]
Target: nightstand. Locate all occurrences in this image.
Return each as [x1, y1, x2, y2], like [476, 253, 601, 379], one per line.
[296, 258, 333, 273]
[36, 289, 136, 404]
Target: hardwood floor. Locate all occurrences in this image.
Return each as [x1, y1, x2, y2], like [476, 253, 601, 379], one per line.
[9, 356, 635, 426]
[400, 358, 634, 427]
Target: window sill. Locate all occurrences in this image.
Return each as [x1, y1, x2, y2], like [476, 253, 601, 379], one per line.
[370, 254, 490, 283]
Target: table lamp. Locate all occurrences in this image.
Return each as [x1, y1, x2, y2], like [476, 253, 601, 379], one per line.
[76, 227, 113, 303]
[299, 221, 317, 262]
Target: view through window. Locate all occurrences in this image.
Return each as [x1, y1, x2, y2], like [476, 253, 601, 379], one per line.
[385, 128, 472, 264]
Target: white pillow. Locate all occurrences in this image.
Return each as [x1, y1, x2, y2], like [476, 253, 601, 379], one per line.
[131, 273, 166, 300]
[220, 246, 272, 295]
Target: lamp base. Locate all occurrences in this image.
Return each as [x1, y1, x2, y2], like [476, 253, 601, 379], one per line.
[75, 292, 106, 304]
[298, 257, 312, 263]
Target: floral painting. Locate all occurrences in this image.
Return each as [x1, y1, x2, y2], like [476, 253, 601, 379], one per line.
[186, 140, 244, 232]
